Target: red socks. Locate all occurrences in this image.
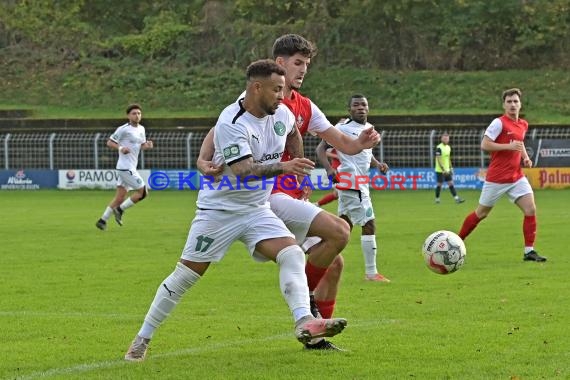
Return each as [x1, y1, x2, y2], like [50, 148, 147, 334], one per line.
[315, 299, 336, 319]
[305, 261, 328, 291]
[458, 211, 482, 240]
[523, 215, 537, 246]
[317, 192, 338, 206]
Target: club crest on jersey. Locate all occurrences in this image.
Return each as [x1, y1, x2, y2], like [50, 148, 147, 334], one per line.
[273, 121, 286, 136]
[223, 144, 240, 159]
[295, 115, 304, 129]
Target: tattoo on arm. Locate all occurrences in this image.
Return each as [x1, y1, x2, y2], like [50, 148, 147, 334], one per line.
[250, 163, 284, 177]
[231, 159, 283, 178]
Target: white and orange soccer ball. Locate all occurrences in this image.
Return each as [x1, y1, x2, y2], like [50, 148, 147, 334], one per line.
[422, 230, 466, 274]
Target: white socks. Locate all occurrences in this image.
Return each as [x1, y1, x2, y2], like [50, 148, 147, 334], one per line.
[101, 206, 113, 221]
[120, 198, 135, 211]
[275, 245, 312, 322]
[137, 245, 312, 339]
[138, 262, 201, 339]
[361, 235, 378, 276]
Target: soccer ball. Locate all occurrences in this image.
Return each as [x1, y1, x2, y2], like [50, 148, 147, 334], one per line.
[422, 230, 466, 274]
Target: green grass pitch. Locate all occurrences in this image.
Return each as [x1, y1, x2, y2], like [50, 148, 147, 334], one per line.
[1, 189, 568, 379]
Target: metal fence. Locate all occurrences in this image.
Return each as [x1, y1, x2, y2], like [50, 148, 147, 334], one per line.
[2, 127, 570, 170]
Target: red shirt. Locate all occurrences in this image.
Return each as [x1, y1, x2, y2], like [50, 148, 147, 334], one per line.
[485, 114, 528, 183]
[330, 149, 340, 170]
[329, 148, 341, 183]
[272, 90, 313, 199]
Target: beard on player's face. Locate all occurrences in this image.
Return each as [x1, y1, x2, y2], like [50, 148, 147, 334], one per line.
[261, 97, 279, 115]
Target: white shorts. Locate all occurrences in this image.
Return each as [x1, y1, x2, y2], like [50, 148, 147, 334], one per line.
[479, 177, 533, 207]
[117, 169, 145, 190]
[269, 192, 323, 244]
[337, 189, 375, 226]
[181, 208, 294, 263]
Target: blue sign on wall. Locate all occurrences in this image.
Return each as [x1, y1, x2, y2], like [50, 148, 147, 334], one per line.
[369, 167, 485, 190]
[0, 169, 58, 190]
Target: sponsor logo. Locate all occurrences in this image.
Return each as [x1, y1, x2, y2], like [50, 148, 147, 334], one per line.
[66, 170, 76, 182]
[15, 170, 26, 180]
[78, 170, 119, 182]
[426, 232, 445, 251]
[539, 169, 570, 188]
[1, 170, 40, 190]
[539, 148, 570, 158]
[254, 151, 284, 164]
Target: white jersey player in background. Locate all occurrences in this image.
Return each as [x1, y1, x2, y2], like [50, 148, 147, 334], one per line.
[334, 94, 391, 282]
[124, 59, 347, 362]
[95, 104, 154, 230]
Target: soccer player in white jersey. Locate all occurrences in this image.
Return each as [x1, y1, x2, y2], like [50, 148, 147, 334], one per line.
[95, 104, 154, 230]
[334, 94, 391, 282]
[124, 60, 347, 361]
[197, 35, 381, 351]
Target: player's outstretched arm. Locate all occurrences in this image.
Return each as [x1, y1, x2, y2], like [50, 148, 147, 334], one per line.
[316, 139, 335, 176]
[317, 126, 380, 155]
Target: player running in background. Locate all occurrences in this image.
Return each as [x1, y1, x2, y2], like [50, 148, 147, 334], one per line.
[95, 104, 153, 230]
[125, 60, 347, 361]
[434, 132, 465, 204]
[198, 34, 380, 350]
[458, 88, 546, 262]
[334, 94, 391, 282]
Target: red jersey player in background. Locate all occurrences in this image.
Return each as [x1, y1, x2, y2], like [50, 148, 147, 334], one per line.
[458, 88, 546, 262]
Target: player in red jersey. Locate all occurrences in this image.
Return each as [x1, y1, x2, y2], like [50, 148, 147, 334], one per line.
[198, 34, 381, 350]
[458, 88, 546, 262]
